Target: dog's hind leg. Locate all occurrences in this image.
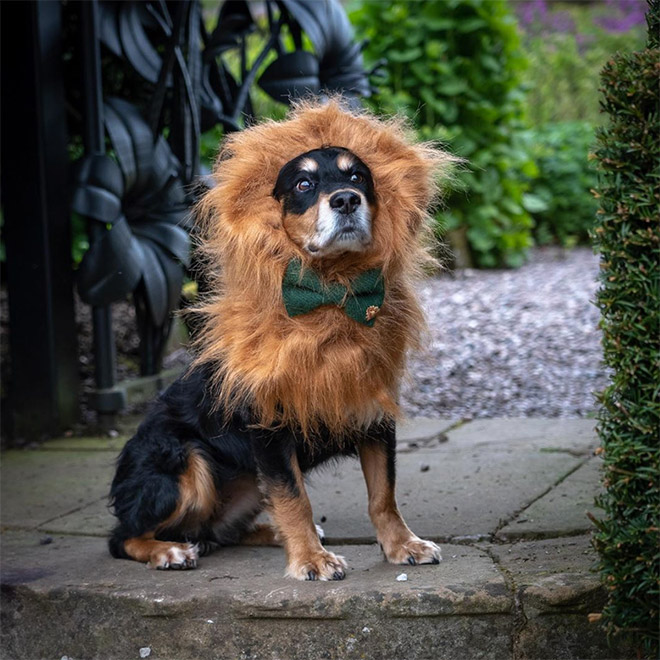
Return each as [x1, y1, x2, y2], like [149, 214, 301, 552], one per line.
[240, 523, 282, 546]
[359, 422, 442, 566]
[122, 533, 199, 570]
[110, 447, 217, 569]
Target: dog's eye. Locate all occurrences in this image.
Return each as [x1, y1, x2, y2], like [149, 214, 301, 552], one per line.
[296, 179, 313, 192]
[350, 173, 364, 184]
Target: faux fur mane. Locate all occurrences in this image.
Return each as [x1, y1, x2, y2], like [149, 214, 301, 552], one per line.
[192, 100, 454, 437]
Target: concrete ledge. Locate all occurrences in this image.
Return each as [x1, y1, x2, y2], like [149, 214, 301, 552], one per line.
[1, 532, 632, 660]
[0, 418, 632, 659]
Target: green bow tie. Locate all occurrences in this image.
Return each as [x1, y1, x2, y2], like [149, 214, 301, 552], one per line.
[282, 259, 385, 326]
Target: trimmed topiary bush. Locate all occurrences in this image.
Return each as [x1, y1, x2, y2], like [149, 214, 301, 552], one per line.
[590, 3, 660, 655]
[350, 0, 535, 267]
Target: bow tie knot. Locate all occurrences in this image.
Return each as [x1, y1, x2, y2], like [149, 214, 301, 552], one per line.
[282, 259, 385, 326]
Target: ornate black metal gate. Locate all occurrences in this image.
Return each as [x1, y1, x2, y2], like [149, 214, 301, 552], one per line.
[2, 0, 371, 444]
[1, 0, 374, 439]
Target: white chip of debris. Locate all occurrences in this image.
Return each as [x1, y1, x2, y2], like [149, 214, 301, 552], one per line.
[139, 648, 152, 658]
[396, 573, 408, 581]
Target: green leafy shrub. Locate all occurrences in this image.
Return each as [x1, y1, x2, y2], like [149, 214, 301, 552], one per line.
[521, 121, 598, 247]
[350, 0, 536, 267]
[590, 7, 660, 654]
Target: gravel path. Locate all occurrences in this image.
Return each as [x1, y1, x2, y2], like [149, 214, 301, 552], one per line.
[400, 247, 607, 419]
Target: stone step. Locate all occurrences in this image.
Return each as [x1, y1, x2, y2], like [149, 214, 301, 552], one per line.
[0, 418, 633, 659]
[0, 531, 630, 660]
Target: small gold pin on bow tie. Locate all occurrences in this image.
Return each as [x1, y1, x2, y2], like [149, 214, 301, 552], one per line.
[365, 305, 380, 322]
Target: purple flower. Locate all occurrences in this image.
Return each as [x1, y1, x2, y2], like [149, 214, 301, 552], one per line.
[515, 0, 574, 35]
[515, 0, 548, 31]
[595, 0, 647, 33]
[516, 0, 645, 38]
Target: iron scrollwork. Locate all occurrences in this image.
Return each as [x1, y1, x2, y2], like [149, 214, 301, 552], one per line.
[66, 0, 375, 413]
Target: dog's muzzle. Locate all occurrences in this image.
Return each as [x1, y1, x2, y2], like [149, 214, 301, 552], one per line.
[311, 190, 371, 255]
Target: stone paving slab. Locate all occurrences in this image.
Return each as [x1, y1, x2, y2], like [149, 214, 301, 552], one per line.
[27, 438, 586, 541]
[0, 418, 626, 660]
[485, 535, 601, 611]
[1, 531, 628, 660]
[38, 435, 129, 452]
[307, 442, 584, 543]
[1, 450, 115, 530]
[447, 418, 597, 454]
[395, 416, 458, 445]
[0, 532, 508, 615]
[36, 497, 111, 537]
[497, 457, 604, 541]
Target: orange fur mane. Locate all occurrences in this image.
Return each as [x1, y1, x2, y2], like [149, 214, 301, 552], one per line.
[192, 100, 453, 437]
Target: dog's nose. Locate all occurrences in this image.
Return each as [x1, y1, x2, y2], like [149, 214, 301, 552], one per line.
[329, 191, 361, 215]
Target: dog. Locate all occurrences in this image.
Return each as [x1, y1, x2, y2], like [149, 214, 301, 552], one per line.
[109, 100, 453, 580]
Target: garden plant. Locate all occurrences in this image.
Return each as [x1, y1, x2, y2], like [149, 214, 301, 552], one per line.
[350, 0, 647, 267]
[590, 1, 660, 656]
[350, 0, 535, 268]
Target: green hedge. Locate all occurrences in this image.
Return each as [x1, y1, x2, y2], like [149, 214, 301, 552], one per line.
[522, 121, 598, 247]
[350, 0, 535, 267]
[590, 6, 660, 654]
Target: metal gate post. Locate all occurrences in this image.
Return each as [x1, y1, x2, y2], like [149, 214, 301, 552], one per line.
[1, 0, 80, 439]
[80, 0, 122, 429]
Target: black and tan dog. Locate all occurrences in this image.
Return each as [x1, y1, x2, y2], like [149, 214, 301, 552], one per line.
[109, 101, 453, 580]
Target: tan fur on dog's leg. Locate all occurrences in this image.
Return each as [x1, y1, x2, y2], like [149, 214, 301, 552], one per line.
[359, 444, 441, 566]
[266, 456, 346, 581]
[123, 533, 198, 570]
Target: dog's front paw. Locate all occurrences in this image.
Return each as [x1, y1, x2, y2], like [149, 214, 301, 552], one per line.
[382, 537, 441, 566]
[285, 550, 347, 581]
[149, 542, 199, 570]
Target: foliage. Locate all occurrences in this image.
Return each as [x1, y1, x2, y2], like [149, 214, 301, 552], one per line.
[521, 121, 598, 247]
[349, 0, 535, 268]
[590, 22, 660, 657]
[198, 21, 308, 170]
[515, 0, 647, 125]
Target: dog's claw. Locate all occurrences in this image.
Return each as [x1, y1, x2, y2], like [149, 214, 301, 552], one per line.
[382, 538, 441, 566]
[288, 551, 348, 581]
[149, 542, 200, 570]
